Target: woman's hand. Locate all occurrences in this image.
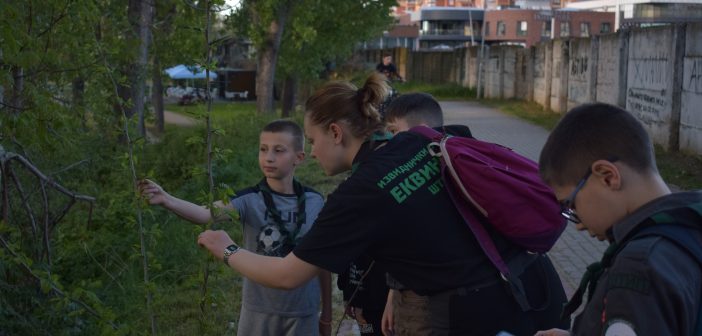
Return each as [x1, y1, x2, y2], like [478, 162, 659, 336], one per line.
[197, 230, 235, 261]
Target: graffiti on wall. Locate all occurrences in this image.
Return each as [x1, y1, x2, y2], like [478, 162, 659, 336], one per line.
[629, 56, 669, 90]
[570, 56, 588, 80]
[684, 58, 702, 93]
[534, 49, 545, 78]
[627, 88, 668, 122]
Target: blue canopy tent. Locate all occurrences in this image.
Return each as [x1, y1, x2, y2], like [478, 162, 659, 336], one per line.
[165, 64, 217, 79]
[164, 65, 218, 101]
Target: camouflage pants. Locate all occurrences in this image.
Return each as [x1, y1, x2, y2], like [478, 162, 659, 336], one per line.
[393, 290, 431, 336]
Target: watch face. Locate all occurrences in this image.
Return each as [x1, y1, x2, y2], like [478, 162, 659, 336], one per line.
[225, 244, 239, 254]
[223, 244, 239, 265]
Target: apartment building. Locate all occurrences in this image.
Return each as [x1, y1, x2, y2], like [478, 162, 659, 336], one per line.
[363, 0, 632, 51]
[566, 0, 702, 30]
[484, 8, 614, 47]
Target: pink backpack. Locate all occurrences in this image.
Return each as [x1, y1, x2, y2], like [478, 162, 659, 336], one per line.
[411, 126, 566, 285]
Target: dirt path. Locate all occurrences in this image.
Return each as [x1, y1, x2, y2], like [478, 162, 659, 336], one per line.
[145, 110, 199, 143]
[163, 110, 198, 126]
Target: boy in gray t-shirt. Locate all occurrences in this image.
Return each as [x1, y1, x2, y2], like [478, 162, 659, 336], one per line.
[139, 120, 332, 335]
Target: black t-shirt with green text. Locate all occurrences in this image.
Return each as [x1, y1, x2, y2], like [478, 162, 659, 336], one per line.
[294, 129, 519, 295]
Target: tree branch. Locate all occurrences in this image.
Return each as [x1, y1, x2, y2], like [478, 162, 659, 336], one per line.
[7, 168, 39, 243]
[0, 151, 96, 203]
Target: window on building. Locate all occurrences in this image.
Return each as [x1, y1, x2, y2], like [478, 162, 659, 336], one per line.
[580, 22, 590, 37]
[560, 22, 570, 37]
[552, 0, 561, 5]
[485, 22, 490, 36]
[497, 21, 506, 36]
[517, 21, 528, 36]
[601, 22, 611, 34]
[541, 21, 552, 37]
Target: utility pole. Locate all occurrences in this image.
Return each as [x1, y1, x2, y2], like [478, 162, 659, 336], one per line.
[476, 0, 488, 98]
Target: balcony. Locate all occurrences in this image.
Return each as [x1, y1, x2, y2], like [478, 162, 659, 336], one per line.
[420, 28, 466, 36]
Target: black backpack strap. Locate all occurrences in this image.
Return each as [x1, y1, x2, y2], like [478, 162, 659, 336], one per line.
[634, 224, 702, 265]
[256, 178, 307, 244]
[561, 204, 702, 325]
[635, 220, 702, 336]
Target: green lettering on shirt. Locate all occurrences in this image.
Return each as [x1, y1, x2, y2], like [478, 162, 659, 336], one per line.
[390, 186, 407, 203]
[379, 150, 445, 204]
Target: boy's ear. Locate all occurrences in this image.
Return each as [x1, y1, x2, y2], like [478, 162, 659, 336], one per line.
[591, 160, 622, 190]
[295, 151, 305, 165]
[328, 123, 344, 145]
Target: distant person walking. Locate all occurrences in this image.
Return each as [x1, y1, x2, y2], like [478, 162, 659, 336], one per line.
[376, 53, 403, 83]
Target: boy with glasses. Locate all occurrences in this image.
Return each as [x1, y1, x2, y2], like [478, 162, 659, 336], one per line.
[535, 103, 702, 336]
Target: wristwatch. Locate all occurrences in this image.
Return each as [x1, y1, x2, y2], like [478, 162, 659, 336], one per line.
[223, 243, 240, 266]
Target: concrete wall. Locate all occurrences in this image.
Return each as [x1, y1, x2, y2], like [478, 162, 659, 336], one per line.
[550, 39, 568, 113]
[596, 32, 626, 106]
[503, 46, 519, 99]
[485, 47, 502, 98]
[680, 23, 702, 154]
[533, 41, 552, 108]
[467, 47, 479, 89]
[515, 48, 531, 100]
[625, 26, 678, 149]
[482, 46, 519, 99]
[567, 37, 597, 111]
[357, 23, 702, 153]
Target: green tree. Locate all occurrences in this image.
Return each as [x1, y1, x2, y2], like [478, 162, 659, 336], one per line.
[230, 0, 297, 114]
[1, 0, 234, 334]
[228, 0, 395, 115]
[150, 0, 205, 133]
[277, 0, 395, 116]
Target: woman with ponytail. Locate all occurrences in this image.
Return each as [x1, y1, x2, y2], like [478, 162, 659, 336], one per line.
[198, 73, 567, 335]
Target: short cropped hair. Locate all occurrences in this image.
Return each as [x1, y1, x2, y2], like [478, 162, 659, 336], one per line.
[385, 93, 444, 128]
[539, 103, 657, 187]
[262, 119, 305, 151]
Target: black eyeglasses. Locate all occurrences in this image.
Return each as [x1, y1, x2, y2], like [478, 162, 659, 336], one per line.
[560, 169, 592, 224]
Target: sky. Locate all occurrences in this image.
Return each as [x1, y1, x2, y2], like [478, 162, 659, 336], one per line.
[224, 0, 241, 11]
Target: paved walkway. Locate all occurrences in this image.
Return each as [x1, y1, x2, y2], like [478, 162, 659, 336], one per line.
[439, 100, 608, 297]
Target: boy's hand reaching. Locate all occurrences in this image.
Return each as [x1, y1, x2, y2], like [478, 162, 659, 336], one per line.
[138, 179, 171, 206]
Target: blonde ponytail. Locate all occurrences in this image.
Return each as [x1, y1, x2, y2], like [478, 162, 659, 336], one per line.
[305, 73, 391, 139]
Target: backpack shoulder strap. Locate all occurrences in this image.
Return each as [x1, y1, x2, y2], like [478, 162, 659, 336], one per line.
[634, 204, 702, 264]
[634, 206, 702, 335]
[409, 125, 443, 140]
[634, 225, 702, 265]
